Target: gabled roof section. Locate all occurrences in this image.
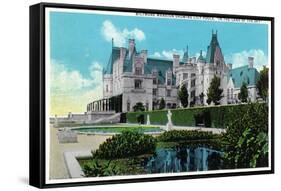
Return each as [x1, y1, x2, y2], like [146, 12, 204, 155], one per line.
[103, 47, 121, 74]
[228, 65, 260, 88]
[145, 58, 174, 84]
[206, 31, 224, 64]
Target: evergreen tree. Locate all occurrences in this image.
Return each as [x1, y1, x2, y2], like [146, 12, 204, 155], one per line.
[207, 75, 223, 105]
[257, 66, 269, 101]
[159, 98, 166, 110]
[178, 85, 189, 108]
[133, 102, 145, 112]
[238, 82, 248, 103]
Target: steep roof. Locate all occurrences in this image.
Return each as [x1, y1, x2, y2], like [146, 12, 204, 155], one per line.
[103, 46, 175, 85]
[145, 58, 174, 84]
[206, 32, 223, 64]
[228, 65, 260, 88]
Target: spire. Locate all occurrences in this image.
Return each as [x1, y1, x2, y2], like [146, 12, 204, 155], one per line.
[206, 30, 224, 64]
[197, 49, 205, 63]
[182, 44, 189, 63]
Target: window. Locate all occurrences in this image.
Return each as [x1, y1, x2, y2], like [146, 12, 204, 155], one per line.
[153, 89, 157, 96]
[135, 67, 142, 75]
[106, 85, 109, 92]
[167, 79, 171, 86]
[183, 73, 188, 80]
[153, 78, 157, 84]
[167, 103, 171, 109]
[167, 90, 171, 97]
[127, 101, 130, 111]
[227, 88, 230, 99]
[191, 79, 196, 87]
[134, 79, 142, 89]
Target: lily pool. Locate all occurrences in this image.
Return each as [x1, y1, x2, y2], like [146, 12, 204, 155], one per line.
[79, 142, 223, 176]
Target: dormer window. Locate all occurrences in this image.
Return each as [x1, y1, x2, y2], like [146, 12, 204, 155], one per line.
[135, 66, 142, 75]
[135, 79, 142, 89]
[167, 79, 171, 86]
[153, 78, 157, 84]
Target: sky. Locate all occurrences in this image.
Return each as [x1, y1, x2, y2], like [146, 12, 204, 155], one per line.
[49, 10, 269, 115]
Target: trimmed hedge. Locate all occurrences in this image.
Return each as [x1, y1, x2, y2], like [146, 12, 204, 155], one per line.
[126, 103, 265, 128]
[158, 130, 219, 142]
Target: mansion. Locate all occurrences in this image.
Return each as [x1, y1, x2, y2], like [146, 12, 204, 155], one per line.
[86, 31, 261, 113]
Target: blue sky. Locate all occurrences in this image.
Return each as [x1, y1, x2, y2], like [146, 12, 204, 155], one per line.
[49, 10, 268, 115]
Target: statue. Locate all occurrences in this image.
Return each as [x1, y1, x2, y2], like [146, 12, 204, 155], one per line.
[166, 110, 173, 131]
[147, 114, 151, 125]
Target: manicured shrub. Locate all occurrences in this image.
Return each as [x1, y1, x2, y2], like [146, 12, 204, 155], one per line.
[222, 103, 269, 168]
[126, 103, 264, 129]
[82, 160, 120, 177]
[92, 131, 156, 159]
[158, 130, 219, 142]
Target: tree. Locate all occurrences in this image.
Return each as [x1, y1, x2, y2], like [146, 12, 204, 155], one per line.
[159, 98, 166, 110]
[222, 103, 268, 168]
[207, 75, 223, 105]
[178, 85, 188, 108]
[257, 66, 269, 101]
[133, 102, 145, 112]
[238, 82, 248, 103]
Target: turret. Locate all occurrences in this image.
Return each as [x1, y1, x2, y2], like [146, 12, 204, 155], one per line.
[128, 39, 135, 58]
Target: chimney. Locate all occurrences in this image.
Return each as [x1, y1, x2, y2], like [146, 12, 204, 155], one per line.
[191, 57, 196, 64]
[173, 54, 180, 74]
[128, 39, 135, 57]
[141, 50, 148, 63]
[248, 57, 254, 68]
[173, 54, 180, 67]
[227, 63, 233, 70]
[120, 47, 126, 61]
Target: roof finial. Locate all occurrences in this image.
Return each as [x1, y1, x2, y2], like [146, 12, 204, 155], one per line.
[200, 50, 202, 56]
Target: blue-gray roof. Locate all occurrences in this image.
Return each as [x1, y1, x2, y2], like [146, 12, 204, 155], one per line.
[103, 46, 175, 85]
[228, 65, 260, 88]
[206, 33, 221, 63]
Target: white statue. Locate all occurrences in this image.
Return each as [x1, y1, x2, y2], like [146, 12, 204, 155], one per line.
[147, 114, 151, 125]
[166, 110, 173, 131]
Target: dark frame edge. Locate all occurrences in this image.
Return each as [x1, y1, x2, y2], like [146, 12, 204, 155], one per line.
[29, 3, 45, 188]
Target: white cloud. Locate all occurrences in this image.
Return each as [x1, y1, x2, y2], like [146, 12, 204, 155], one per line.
[50, 60, 103, 115]
[150, 49, 206, 61]
[50, 60, 94, 93]
[101, 20, 146, 47]
[225, 49, 268, 71]
[89, 61, 103, 86]
[150, 49, 184, 60]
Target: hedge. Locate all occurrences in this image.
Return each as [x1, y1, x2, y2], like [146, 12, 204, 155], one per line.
[126, 103, 266, 128]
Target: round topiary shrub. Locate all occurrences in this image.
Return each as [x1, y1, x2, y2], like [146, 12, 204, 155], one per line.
[92, 131, 156, 159]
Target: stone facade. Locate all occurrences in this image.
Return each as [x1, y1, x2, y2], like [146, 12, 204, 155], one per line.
[87, 31, 261, 113]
